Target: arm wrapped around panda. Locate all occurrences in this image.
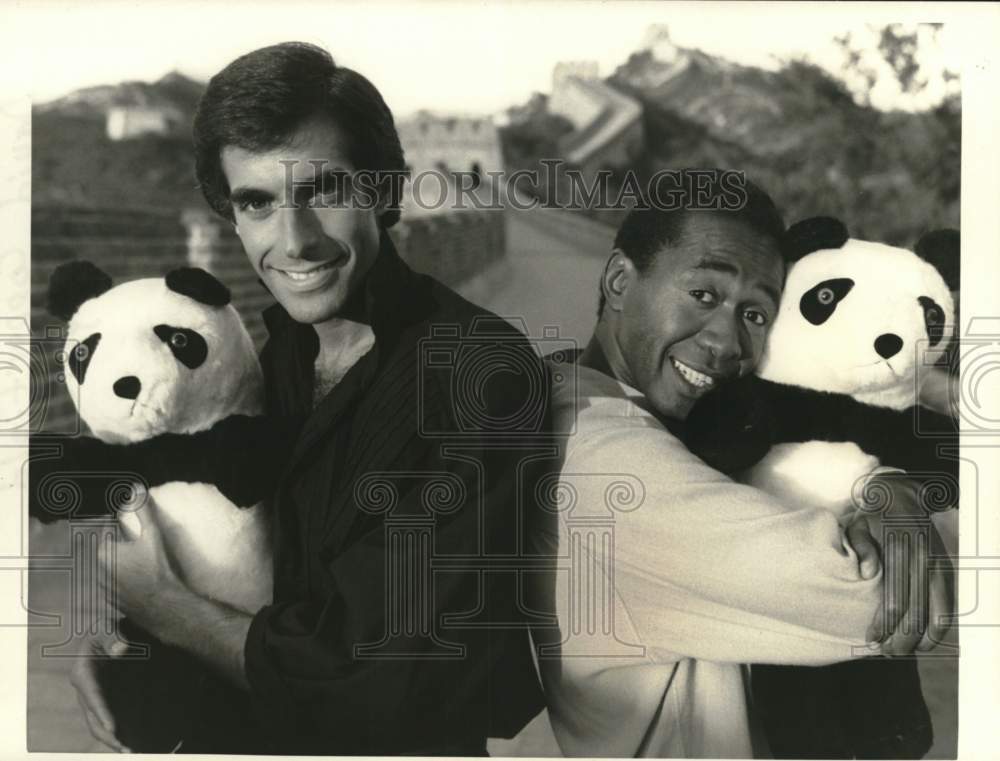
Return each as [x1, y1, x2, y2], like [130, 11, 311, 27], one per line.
[29, 261, 300, 523]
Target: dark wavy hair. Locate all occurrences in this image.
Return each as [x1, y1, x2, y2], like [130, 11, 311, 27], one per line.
[193, 42, 406, 228]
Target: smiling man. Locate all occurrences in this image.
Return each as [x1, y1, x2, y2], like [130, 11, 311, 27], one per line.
[68, 42, 548, 754]
[587, 209, 781, 417]
[528, 182, 950, 758]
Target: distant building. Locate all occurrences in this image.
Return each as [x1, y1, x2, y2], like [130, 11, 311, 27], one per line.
[641, 24, 681, 64]
[106, 104, 183, 141]
[548, 61, 643, 181]
[552, 61, 600, 89]
[621, 25, 695, 90]
[396, 111, 503, 177]
[549, 62, 605, 132]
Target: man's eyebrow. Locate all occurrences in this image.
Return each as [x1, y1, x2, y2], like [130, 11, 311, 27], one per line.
[297, 168, 350, 196]
[229, 186, 274, 205]
[692, 257, 739, 275]
[691, 257, 781, 308]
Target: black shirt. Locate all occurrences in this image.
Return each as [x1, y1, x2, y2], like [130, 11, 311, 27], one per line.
[243, 231, 551, 754]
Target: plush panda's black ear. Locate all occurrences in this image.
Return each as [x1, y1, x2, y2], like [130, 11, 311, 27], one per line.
[781, 216, 849, 263]
[165, 267, 231, 307]
[47, 261, 113, 321]
[915, 229, 960, 292]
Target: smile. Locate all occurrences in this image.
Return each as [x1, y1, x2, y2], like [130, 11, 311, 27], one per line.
[273, 260, 341, 282]
[268, 254, 349, 290]
[671, 358, 717, 390]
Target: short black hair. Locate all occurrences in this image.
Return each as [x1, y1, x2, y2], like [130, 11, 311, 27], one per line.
[597, 176, 785, 316]
[193, 41, 406, 228]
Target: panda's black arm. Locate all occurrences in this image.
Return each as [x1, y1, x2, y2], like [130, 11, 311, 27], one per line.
[124, 414, 301, 507]
[28, 438, 143, 522]
[756, 379, 959, 480]
[141, 414, 302, 506]
[682, 374, 777, 476]
[29, 415, 301, 514]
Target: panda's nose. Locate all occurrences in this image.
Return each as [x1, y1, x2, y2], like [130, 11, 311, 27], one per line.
[113, 375, 141, 400]
[874, 333, 903, 360]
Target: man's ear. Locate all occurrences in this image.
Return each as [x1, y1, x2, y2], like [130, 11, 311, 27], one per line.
[602, 249, 635, 313]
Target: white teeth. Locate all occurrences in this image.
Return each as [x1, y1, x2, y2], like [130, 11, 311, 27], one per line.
[672, 359, 715, 389]
[278, 262, 335, 281]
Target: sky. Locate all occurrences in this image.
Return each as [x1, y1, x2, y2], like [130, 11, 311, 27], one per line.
[11, 1, 962, 116]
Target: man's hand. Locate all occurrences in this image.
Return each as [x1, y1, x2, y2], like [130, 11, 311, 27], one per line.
[96, 499, 254, 688]
[97, 500, 188, 637]
[99, 498, 184, 633]
[70, 635, 131, 753]
[854, 470, 955, 655]
[845, 517, 882, 581]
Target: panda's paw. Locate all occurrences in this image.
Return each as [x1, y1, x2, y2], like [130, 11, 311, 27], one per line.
[29, 435, 145, 520]
[684, 377, 776, 475]
[50, 435, 141, 478]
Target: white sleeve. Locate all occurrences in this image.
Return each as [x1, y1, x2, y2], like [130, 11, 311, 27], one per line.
[555, 418, 881, 666]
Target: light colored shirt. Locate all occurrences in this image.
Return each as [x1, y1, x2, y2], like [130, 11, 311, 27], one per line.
[528, 361, 881, 758]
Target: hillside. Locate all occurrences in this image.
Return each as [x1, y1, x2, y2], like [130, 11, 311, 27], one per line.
[502, 43, 960, 245]
[613, 47, 959, 244]
[32, 72, 205, 212]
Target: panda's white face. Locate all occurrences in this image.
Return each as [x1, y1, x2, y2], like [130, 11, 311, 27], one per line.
[63, 278, 263, 443]
[757, 239, 954, 409]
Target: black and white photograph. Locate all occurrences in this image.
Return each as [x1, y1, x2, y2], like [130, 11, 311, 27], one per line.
[2, 1, 998, 758]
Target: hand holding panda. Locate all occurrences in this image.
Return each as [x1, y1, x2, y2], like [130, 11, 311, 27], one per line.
[685, 217, 959, 759]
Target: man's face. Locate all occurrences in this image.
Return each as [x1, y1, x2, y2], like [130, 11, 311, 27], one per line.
[221, 116, 382, 326]
[611, 213, 784, 420]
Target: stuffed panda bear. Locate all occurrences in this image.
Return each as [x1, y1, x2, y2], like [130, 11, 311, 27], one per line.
[685, 216, 959, 759]
[744, 216, 958, 509]
[32, 260, 276, 752]
[40, 259, 273, 612]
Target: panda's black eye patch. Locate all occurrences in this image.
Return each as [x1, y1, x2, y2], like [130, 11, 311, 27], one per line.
[800, 278, 854, 325]
[153, 325, 207, 369]
[919, 296, 946, 347]
[68, 333, 101, 384]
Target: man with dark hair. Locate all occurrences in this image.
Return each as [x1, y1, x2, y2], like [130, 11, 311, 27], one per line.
[596, 173, 784, 317]
[192, 41, 407, 229]
[528, 180, 950, 757]
[70, 41, 547, 755]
